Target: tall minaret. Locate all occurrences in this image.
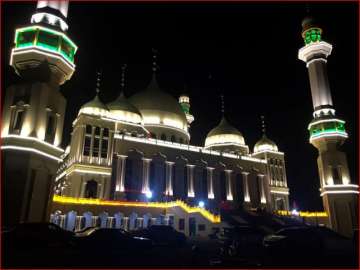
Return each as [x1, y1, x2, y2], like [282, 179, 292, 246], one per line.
[1, 1, 77, 226]
[298, 16, 358, 237]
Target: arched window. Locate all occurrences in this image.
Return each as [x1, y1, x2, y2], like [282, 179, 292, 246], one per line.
[150, 132, 157, 139]
[179, 138, 184, 144]
[171, 135, 176, 143]
[161, 134, 166, 141]
[84, 180, 98, 198]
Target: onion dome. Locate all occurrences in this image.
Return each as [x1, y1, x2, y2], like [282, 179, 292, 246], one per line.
[301, 16, 322, 44]
[253, 134, 278, 153]
[205, 117, 246, 148]
[128, 75, 189, 142]
[107, 92, 143, 124]
[78, 94, 108, 117]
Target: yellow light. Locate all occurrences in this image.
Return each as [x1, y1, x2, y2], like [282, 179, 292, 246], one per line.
[205, 134, 245, 147]
[275, 210, 328, 217]
[53, 195, 221, 223]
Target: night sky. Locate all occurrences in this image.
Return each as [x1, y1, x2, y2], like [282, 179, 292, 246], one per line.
[2, 2, 358, 211]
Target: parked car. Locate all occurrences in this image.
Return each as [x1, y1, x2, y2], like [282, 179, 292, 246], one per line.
[3, 222, 74, 249]
[219, 226, 266, 257]
[130, 225, 186, 247]
[263, 226, 354, 266]
[74, 228, 153, 251]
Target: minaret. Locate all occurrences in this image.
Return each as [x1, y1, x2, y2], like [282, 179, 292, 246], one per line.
[1, 1, 77, 226]
[179, 87, 195, 127]
[298, 16, 358, 237]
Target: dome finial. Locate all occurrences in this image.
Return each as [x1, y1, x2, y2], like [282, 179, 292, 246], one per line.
[120, 64, 127, 92]
[220, 94, 225, 116]
[96, 70, 102, 95]
[261, 115, 266, 135]
[152, 48, 158, 73]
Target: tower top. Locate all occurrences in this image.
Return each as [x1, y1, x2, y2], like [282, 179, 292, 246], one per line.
[301, 16, 322, 45]
[31, 1, 69, 32]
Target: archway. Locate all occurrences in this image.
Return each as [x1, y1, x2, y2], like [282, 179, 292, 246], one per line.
[84, 180, 98, 198]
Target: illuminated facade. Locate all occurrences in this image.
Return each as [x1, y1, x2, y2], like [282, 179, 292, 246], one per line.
[51, 63, 290, 235]
[298, 17, 359, 237]
[3, 2, 293, 236]
[1, 1, 77, 226]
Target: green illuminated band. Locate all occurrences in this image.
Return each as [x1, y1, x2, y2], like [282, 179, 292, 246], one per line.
[309, 120, 347, 138]
[303, 27, 322, 45]
[14, 25, 77, 63]
[180, 103, 190, 114]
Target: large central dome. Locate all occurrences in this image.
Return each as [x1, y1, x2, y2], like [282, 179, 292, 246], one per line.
[129, 75, 189, 143]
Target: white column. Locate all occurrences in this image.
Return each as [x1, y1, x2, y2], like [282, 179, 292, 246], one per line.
[165, 161, 174, 196]
[115, 155, 126, 192]
[258, 174, 267, 204]
[225, 170, 233, 201]
[242, 172, 250, 202]
[142, 158, 151, 193]
[187, 165, 195, 197]
[207, 167, 214, 199]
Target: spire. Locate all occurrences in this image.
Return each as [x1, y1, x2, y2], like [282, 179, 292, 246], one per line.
[146, 48, 161, 91]
[261, 115, 266, 136]
[220, 94, 225, 116]
[120, 64, 127, 92]
[95, 70, 101, 95]
[152, 48, 158, 73]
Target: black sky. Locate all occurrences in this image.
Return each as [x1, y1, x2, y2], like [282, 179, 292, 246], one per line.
[2, 2, 358, 211]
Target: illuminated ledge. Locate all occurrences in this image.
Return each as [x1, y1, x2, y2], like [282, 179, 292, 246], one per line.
[53, 195, 221, 223]
[276, 210, 328, 218]
[320, 190, 359, 197]
[2, 135, 64, 153]
[310, 131, 348, 141]
[322, 184, 359, 189]
[56, 163, 111, 181]
[251, 150, 284, 156]
[1, 145, 62, 162]
[10, 46, 75, 71]
[270, 190, 289, 195]
[115, 135, 266, 164]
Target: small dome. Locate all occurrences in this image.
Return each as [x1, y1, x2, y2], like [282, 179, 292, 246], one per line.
[301, 16, 322, 37]
[205, 117, 245, 147]
[107, 92, 143, 124]
[253, 134, 278, 153]
[78, 94, 108, 117]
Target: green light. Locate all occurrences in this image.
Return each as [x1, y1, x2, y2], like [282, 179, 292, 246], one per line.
[14, 26, 77, 63]
[309, 121, 346, 137]
[180, 103, 190, 114]
[304, 28, 322, 45]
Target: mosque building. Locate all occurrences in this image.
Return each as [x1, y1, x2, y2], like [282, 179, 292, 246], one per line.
[2, 1, 357, 237]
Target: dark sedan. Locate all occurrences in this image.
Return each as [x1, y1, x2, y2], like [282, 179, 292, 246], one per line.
[263, 226, 355, 267]
[130, 225, 187, 247]
[74, 227, 153, 250]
